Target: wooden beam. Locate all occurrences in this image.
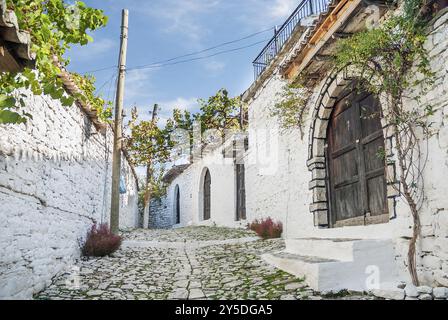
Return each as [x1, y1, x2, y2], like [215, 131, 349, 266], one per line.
[333, 31, 354, 38]
[0, 40, 21, 72]
[284, 0, 362, 81]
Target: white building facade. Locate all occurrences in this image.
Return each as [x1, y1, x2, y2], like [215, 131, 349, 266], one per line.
[158, 1, 448, 294]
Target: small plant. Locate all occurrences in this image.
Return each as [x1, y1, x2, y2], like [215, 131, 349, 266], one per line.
[80, 223, 122, 257]
[248, 217, 283, 240]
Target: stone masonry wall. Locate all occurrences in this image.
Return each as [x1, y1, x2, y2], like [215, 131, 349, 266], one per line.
[400, 10, 448, 287]
[148, 197, 172, 229]
[0, 91, 139, 299]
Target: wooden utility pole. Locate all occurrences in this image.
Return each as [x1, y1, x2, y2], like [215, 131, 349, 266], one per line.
[143, 104, 159, 226]
[146, 104, 159, 183]
[110, 9, 129, 234]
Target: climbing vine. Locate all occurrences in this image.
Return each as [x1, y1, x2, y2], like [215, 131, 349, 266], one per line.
[270, 81, 312, 138]
[71, 73, 112, 123]
[0, 0, 109, 124]
[334, 0, 435, 285]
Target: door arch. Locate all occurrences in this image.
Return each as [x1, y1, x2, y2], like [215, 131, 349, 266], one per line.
[235, 164, 246, 221]
[203, 169, 211, 221]
[327, 89, 389, 227]
[174, 185, 180, 224]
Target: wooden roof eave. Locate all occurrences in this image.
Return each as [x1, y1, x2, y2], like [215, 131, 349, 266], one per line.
[282, 0, 363, 82]
[0, 0, 36, 71]
[52, 55, 108, 134]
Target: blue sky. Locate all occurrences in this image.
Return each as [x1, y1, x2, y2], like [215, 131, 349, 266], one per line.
[66, 0, 299, 124]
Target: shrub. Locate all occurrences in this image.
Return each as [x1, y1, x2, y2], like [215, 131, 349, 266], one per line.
[80, 223, 122, 257]
[248, 217, 283, 240]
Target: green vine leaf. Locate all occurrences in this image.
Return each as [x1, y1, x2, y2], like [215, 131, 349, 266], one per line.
[270, 82, 311, 138]
[0, 0, 110, 124]
[0, 110, 27, 124]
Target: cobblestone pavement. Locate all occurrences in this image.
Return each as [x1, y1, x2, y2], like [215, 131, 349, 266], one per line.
[35, 227, 375, 300]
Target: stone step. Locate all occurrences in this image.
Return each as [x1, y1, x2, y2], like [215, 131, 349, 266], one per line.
[263, 238, 401, 292]
[285, 238, 361, 261]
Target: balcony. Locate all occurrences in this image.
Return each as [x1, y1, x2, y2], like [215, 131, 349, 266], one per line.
[252, 0, 330, 80]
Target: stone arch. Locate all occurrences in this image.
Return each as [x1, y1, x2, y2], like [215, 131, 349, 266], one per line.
[198, 167, 211, 221]
[307, 68, 399, 228]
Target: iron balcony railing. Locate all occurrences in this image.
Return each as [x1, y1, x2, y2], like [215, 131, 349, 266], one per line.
[253, 0, 331, 79]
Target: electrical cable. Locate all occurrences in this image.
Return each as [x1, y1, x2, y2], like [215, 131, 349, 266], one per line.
[80, 27, 274, 74]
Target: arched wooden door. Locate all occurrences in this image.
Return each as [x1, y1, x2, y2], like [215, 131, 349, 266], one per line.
[236, 164, 246, 221]
[175, 186, 180, 224]
[327, 90, 389, 227]
[203, 169, 211, 220]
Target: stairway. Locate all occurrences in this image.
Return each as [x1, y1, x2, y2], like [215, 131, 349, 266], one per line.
[262, 238, 400, 292]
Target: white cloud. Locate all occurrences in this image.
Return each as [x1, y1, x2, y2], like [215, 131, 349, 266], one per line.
[69, 38, 116, 61]
[124, 68, 155, 107]
[126, 97, 198, 130]
[269, 0, 298, 20]
[204, 60, 226, 74]
[160, 97, 199, 112]
[236, 0, 299, 30]
[142, 0, 223, 45]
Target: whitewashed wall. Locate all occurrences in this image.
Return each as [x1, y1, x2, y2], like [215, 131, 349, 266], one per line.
[154, 9, 448, 288]
[244, 73, 311, 237]
[0, 91, 139, 299]
[243, 10, 448, 287]
[163, 144, 247, 229]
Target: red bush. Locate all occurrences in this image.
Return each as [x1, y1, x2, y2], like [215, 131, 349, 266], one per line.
[248, 217, 283, 240]
[80, 223, 122, 257]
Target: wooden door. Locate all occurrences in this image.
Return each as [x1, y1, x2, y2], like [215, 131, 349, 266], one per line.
[327, 90, 388, 227]
[236, 164, 246, 221]
[203, 170, 211, 220]
[175, 187, 180, 224]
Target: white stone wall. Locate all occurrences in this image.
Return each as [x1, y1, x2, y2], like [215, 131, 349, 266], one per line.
[158, 9, 448, 288]
[164, 145, 247, 229]
[243, 10, 448, 287]
[0, 91, 139, 299]
[244, 73, 312, 237]
[402, 11, 448, 286]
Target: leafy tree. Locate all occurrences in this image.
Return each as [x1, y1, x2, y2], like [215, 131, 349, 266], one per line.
[0, 0, 109, 124]
[197, 88, 245, 135]
[125, 89, 247, 206]
[125, 106, 172, 206]
[165, 108, 195, 161]
[125, 106, 171, 167]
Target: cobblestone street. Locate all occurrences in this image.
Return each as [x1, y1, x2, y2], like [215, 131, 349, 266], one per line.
[35, 227, 374, 300]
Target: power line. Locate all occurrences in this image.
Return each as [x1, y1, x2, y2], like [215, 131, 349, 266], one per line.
[128, 27, 274, 70]
[127, 39, 269, 72]
[95, 72, 117, 95]
[107, 73, 118, 103]
[80, 27, 274, 74]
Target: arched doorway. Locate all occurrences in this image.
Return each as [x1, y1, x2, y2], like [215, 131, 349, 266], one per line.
[174, 185, 180, 224]
[203, 169, 211, 220]
[235, 164, 246, 221]
[327, 89, 389, 227]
